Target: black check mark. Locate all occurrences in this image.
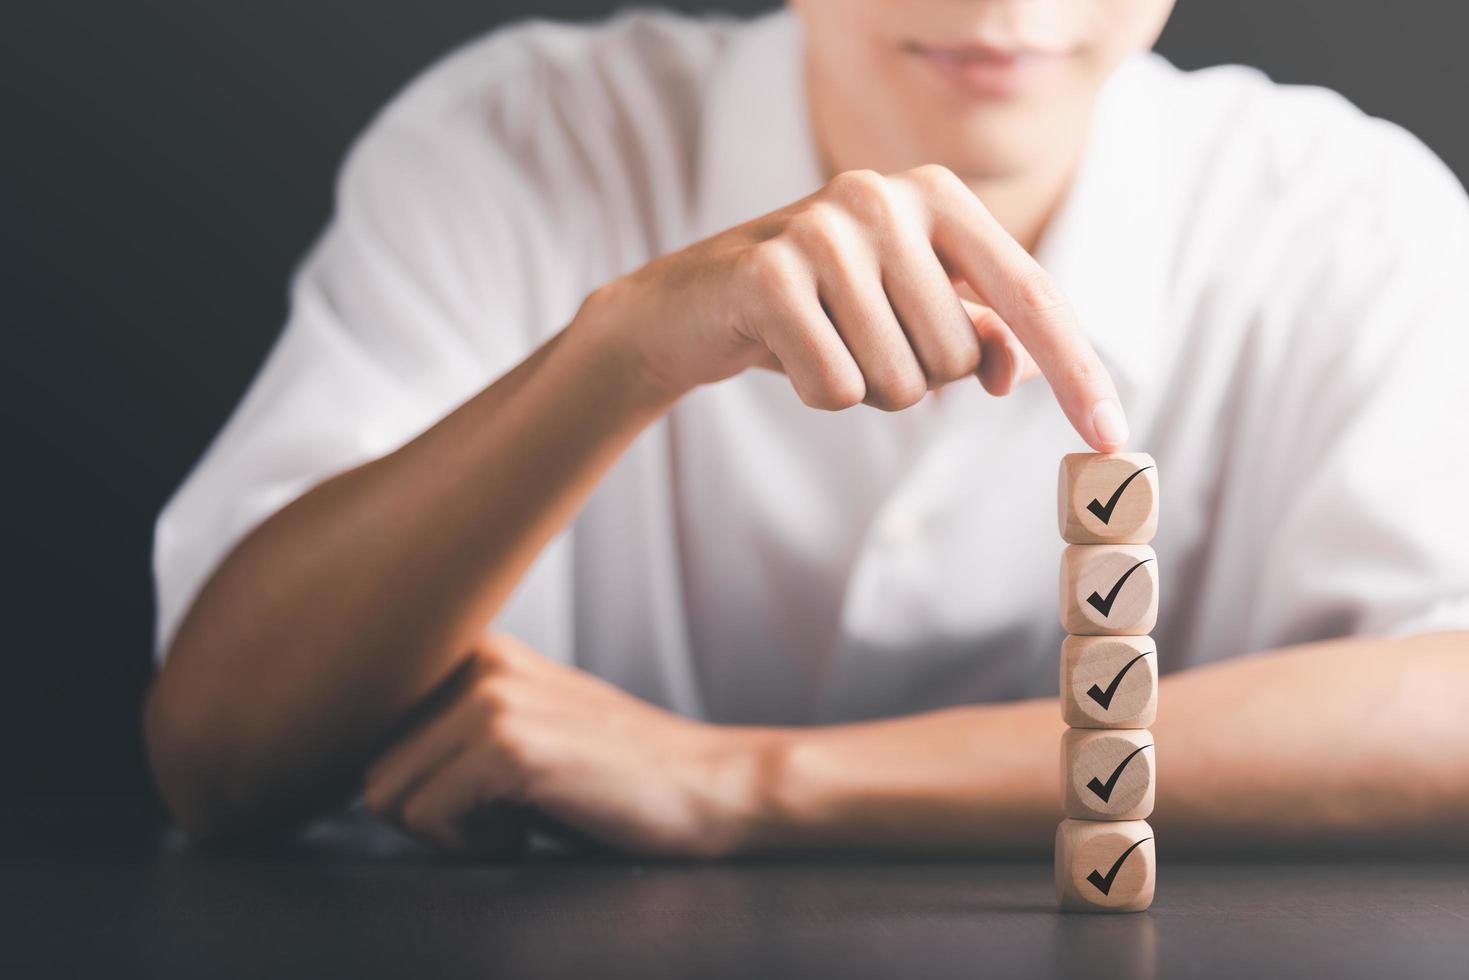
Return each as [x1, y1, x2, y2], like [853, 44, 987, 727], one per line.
[1087, 652, 1153, 710]
[1086, 838, 1153, 896]
[1085, 465, 1154, 525]
[1086, 744, 1153, 803]
[1086, 559, 1153, 617]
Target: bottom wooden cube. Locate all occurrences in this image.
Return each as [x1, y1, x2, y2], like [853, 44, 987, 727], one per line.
[1055, 818, 1155, 912]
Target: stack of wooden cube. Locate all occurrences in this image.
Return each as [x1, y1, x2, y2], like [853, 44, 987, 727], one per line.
[1054, 452, 1160, 913]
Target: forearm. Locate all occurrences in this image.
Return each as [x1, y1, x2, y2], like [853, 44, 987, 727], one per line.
[746, 631, 1469, 855]
[147, 290, 677, 838]
[1154, 630, 1469, 851]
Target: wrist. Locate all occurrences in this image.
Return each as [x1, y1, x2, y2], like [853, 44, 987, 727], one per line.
[693, 724, 797, 857]
[567, 276, 694, 411]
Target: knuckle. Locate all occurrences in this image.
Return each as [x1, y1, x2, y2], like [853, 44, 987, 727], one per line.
[463, 643, 499, 676]
[825, 169, 892, 214]
[1059, 353, 1105, 391]
[929, 339, 981, 382]
[482, 631, 519, 657]
[789, 203, 853, 261]
[800, 367, 866, 411]
[906, 163, 962, 196]
[865, 368, 927, 412]
[827, 168, 885, 200]
[468, 634, 520, 675]
[1012, 268, 1070, 316]
[472, 677, 506, 715]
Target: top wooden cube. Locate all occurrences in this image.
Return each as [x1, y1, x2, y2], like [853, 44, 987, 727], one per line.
[1058, 453, 1159, 544]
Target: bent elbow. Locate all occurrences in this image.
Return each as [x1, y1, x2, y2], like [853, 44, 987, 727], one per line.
[143, 678, 278, 844]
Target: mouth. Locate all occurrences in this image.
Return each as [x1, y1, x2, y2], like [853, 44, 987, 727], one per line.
[903, 40, 1071, 98]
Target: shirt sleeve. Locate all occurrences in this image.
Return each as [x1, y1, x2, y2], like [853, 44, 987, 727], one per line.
[1225, 123, 1469, 650]
[151, 65, 570, 661]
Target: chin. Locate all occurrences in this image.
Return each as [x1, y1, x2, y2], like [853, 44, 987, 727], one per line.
[945, 139, 1043, 183]
[917, 115, 1073, 183]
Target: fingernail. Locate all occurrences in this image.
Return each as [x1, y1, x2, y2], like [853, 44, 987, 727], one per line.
[1090, 398, 1129, 449]
[1007, 349, 1024, 394]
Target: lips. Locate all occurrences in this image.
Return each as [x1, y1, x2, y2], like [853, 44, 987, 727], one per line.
[905, 40, 1068, 98]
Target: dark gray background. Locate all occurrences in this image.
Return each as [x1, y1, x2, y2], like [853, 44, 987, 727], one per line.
[6, 1, 1466, 808]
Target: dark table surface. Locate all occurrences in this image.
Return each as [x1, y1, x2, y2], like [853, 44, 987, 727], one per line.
[3, 801, 1467, 980]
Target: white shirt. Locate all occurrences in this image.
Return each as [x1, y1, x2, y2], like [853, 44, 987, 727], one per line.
[153, 9, 1469, 725]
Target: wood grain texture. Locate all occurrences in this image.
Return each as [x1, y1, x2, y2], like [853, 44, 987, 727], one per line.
[1060, 728, 1156, 820]
[1060, 634, 1158, 729]
[1057, 452, 1158, 545]
[1055, 818, 1156, 913]
[1058, 544, 1159, 635]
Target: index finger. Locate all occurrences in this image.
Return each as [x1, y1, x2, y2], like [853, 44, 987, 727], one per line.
[904, 166, 1129, 451]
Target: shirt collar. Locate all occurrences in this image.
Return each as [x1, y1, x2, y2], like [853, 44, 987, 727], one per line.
[696, 14, 1170, 397]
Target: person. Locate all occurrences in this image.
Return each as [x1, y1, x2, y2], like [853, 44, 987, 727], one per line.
[146, 0, 1469, 856]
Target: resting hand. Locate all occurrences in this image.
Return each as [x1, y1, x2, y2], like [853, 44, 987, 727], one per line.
[363, 634, 771, 857]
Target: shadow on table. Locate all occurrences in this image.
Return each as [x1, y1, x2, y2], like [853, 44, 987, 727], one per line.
[111, 805, 1159, 979]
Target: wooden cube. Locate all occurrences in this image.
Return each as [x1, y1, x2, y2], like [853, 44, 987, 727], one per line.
[1059, 544, 1158, 635]
[1061, 728, 1155, 820]
[1055, 818, 1155, 912]
[1058, 452, 1158, 545]
[1061, 635, 1158, 729]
